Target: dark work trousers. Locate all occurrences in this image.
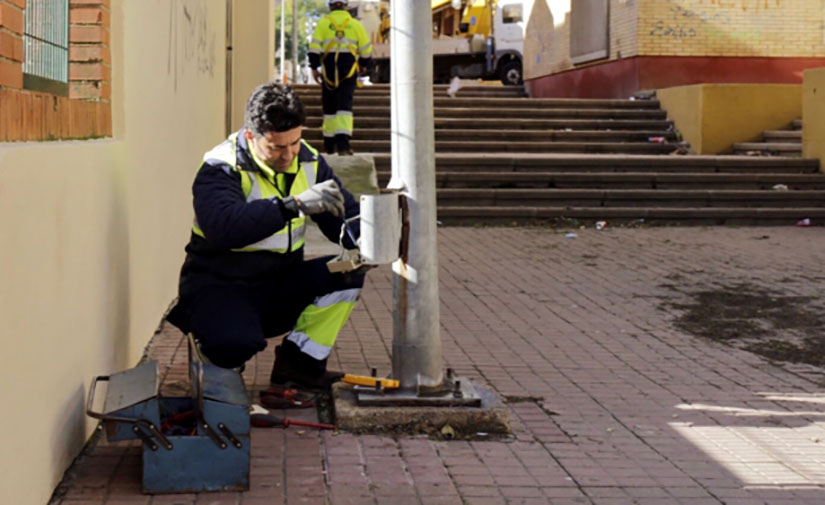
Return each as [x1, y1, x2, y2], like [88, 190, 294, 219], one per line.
[321, 75, 357, 154]
[168, 256, 366, 369]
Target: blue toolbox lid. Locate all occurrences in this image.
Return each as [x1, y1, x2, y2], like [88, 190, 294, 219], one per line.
[195, 363, 249, 407]
[102, 361, 159, 414]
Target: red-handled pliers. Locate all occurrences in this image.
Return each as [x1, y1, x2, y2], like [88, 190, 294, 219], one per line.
[249, 404, 334, 430]
[259, 386, 317, 409]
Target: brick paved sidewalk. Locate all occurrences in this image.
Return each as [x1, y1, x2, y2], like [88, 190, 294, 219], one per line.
[52, 226, 825, 505]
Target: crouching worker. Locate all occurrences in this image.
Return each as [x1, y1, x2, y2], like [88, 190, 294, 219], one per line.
[166, 82, 365, 391]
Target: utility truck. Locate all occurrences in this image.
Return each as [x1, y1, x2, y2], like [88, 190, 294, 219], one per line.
[351, 0, 528, 85]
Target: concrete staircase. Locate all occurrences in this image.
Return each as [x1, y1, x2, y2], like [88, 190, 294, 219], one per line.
[294, 84, 825, 225]
[733, 119, 803, 156]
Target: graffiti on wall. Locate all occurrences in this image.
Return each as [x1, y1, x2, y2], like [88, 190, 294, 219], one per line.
[696, 0, 781, 12]
[648, 0, 780, 41]
[167, 0, 217, 93]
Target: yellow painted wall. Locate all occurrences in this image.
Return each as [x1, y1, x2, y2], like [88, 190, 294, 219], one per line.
[0, 0, 277, 501]
[659, 83, 801, 154]
[802, 67, 825, 173]
[657, 83, 704, 150]
[230, 0, 276, 132]
[639, 0, 825, 57]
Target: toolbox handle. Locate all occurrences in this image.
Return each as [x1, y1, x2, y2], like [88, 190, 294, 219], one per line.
[86, 375, 174, 451]
[192, 361, 229, 450]
[86, 375, 110, 421]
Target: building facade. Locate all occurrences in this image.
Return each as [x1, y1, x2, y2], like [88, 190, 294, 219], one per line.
[525, 0, 825, 98]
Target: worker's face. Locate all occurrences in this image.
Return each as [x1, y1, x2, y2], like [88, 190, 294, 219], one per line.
[246, 126, 302, 172]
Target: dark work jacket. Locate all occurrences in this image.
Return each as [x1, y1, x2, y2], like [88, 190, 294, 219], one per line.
[175, 129, 360, 302]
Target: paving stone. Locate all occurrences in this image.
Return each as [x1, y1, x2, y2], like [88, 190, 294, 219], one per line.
[51, 227, 825, 505]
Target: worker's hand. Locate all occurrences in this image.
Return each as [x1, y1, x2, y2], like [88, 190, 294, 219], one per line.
[312, 68, 321, 84]
[295, 180, 345, 218]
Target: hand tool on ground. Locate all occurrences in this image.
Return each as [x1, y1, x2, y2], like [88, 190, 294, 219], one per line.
[249, 404, 335, 430]
[341, 373, 399, 389]
[259, 386, 317, 409]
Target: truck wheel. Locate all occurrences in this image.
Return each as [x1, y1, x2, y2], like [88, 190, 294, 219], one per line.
[500, 61, 522, 86]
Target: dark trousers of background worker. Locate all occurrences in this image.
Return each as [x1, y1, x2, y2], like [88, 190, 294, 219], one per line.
[321, 75, 357, 155]
[167, 256, 365, 375]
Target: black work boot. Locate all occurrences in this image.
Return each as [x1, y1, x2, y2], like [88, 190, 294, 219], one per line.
[270, 339, 344, 391]
[335, 134, 353, 156]
[323, 138, 336, 155]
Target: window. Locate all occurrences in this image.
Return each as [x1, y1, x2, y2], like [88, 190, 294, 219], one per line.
[23, 0, 69, 96]
[501, 4, 523, 24]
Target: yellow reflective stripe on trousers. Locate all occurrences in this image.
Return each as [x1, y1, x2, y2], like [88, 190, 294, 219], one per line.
[314, 288, 360, 307]
[335, 111, 353, 136]
[287, 288, 361, 359]
[285, 331, 332, 361]
[322, 115, 336, 137]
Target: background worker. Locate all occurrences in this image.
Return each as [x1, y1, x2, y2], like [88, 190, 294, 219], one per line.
[309, 0, 372, 156]
[166, 82, 366, 391]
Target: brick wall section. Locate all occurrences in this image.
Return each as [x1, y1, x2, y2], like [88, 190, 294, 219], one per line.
[69, 0, 111, 100]
[638, 0, 825, 57]
[525, 1, 639, 80]
[526, 0, 825, 82]
[611, 0, 638, 60]
[0, 0, 111, 141]
[0, 0, 24, 88]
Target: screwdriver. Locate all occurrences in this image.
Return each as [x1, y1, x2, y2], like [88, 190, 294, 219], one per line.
[249, 404, 335, 430]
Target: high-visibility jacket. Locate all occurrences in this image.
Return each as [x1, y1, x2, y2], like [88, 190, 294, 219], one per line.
[177, 128, 359, 295]
[308, 10, 372, 88]
[193, 132, 314, 254]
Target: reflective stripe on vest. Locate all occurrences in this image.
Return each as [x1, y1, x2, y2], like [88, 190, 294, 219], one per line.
[193, 134, 319, 253]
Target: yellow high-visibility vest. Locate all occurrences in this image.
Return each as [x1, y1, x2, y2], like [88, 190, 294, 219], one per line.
[193, 134, 320, 253]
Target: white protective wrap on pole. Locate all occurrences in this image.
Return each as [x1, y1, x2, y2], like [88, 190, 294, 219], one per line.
[359, 192, 401, 265]
[389, 0, 443, 392]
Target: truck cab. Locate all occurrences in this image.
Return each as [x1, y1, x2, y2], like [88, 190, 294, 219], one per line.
[353, 0, 527, 85]
[492, 1, 526, 85]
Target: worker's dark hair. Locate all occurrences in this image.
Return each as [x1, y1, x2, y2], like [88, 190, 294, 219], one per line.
[244, 82, 305, 136]
[329, 1, 346, 10]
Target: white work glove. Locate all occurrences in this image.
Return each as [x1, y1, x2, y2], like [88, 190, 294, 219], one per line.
[295, 180, 345, 218]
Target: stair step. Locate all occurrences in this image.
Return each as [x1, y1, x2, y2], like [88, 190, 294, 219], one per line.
[345, 140, 678, 153]
[375, 171, 825, 189]
[763, 130, 802, 142]
[293, 83, 526, 92]
[298, 95, 661, 109]
[304, 117, 675, 131]
[434, 188, 825, 207]
[304, 128, 676, 142]
[732, 142, 803, 154]
[370, 153, 820, 173]
[304, 106, 668, 120]
[317, 90, 528, 98]
[436, 206, 825, 225]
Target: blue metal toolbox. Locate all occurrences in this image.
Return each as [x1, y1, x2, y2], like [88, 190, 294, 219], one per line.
[86, 358, 250, 493]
